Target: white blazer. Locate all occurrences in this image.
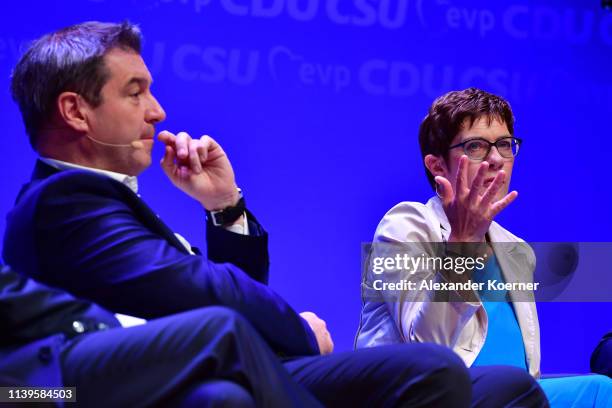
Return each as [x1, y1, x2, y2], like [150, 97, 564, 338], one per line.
[355, 196, 541, 378]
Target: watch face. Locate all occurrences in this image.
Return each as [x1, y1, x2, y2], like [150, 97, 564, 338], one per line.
[208, 211, 224, 226]
[213, 213, 225, 226]
[209, 197, 245, 226]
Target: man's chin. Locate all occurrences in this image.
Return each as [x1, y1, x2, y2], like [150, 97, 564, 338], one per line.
[129, 151, 153, 176]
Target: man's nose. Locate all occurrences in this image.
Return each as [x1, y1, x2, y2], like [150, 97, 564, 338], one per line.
[146, 94, 166, 124]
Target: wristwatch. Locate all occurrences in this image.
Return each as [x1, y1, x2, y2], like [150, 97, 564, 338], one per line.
[207, 188, 246, 227]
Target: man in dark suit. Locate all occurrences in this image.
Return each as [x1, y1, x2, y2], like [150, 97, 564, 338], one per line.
[3, 21, 548, 407]
[0, 264, 326, 407]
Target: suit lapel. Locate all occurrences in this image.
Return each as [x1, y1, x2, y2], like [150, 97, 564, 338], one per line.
[114, 186, 192, 254]
[29, 160, 192, 255]
[32, 159, 61, 180]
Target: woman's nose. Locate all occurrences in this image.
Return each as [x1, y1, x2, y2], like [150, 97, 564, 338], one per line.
[485, 147, 505, 170]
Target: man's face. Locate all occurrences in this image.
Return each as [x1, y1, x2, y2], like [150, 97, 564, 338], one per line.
[84, 48, 166, 175]
[444, 117, 515, 202]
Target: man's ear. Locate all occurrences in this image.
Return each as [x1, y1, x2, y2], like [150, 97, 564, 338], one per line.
[424, 154, 447, 178]
[56, 92, 90, 133]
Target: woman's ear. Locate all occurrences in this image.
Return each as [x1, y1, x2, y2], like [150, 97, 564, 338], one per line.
[56, 92, 90, 133]
[424, 154, 447, 178]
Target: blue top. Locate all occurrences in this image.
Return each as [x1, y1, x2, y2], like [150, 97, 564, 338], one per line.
[471, 255, 612, 407]
[472, 254, 527, 370]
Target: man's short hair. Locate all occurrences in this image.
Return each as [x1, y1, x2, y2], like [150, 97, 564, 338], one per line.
[10, 21, 142, 149]
[418, 87, 515, 189]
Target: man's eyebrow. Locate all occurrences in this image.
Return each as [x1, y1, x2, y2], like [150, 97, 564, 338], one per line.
[123, 77, 151, 88]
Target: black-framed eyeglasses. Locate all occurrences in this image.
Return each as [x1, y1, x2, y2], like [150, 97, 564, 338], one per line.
[448, 137, 522, 161]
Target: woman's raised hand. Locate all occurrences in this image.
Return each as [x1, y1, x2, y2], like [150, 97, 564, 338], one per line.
[435, 155, 518, 243]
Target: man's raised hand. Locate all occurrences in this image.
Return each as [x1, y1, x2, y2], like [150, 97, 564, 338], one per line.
[158, 130, 239, 210]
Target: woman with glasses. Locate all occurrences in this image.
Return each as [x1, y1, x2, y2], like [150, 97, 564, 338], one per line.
[355, 87, 612, 406]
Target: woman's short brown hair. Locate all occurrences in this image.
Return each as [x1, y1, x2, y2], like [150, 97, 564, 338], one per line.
[418, 87, 515, 189]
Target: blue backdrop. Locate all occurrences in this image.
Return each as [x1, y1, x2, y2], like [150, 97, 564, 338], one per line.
[1, 0, 610, 374]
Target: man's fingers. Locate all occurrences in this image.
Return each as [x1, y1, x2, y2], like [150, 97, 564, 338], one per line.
[325, 333, 334, 354]
[435, 176, 454, 207]
[468, 161, 489, 202]
[199, 135, 226, 162]
[178, 165, 191, 181]
[320, 327, 334, 355]
[160, 144, 191, 181]
[157, 130, 176, 146]
[175, 132, 190, 160]
[160, 145, 176, 175]
[490, 190, 518, 218]
[198, 135, 212, 163]
[189, 139, 203, 174]
[299, 311, 333, 354]
[481, 170, 506, 206]
[196, 143, 207, 164]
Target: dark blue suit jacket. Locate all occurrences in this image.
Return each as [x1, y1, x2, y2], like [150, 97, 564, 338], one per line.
[0, 265, 119, 387]
[3, 160, 318, 357]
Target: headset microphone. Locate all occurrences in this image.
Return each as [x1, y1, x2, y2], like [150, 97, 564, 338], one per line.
[86, 135, 145, 149]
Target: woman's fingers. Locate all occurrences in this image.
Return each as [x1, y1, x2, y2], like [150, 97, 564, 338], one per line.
[480, 170, 506, 208]
[490, 190, 518, 218]
[468, 161, 489, 203]
[455, 155, 469, 197]
[435, 176, 454, 207]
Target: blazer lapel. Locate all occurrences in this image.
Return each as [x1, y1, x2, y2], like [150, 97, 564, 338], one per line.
[29, 160, 192, 255]
[489, 224, 540, 377]
[426, 197, 451, 241]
